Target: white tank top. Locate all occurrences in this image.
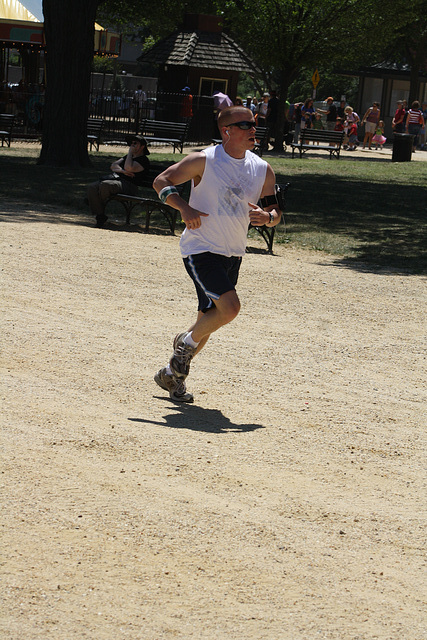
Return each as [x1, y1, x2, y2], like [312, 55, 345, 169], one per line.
[180, 144, 268, 258]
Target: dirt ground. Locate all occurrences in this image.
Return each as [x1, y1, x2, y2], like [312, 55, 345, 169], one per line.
[1, 200, 426, 640]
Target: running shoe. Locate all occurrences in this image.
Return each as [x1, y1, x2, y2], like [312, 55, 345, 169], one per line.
[154, 367, 194, 403]
[169, 332, 197, 379]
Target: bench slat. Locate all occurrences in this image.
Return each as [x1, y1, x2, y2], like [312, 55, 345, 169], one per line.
[140, 119, 189, 153]
[87, 118, 104, 151]
[0, 114, 15, 147]
[290, 129, 344, 158]
[107, 195, 178, 233]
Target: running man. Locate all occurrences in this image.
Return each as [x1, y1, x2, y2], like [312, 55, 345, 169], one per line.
[153, 106, 282, 402]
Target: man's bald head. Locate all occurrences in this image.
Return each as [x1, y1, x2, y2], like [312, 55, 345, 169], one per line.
[217, 106, 254, 130]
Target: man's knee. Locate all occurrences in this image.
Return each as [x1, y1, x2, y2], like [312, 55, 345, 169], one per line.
[99, 181, 115, 201]
[218, 290, 240, 323]
[87, 181, 99, 196]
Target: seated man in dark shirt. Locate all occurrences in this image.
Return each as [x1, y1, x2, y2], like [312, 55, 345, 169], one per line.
[87, 134, 150, 227]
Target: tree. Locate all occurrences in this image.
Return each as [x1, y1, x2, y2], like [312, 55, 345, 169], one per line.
[222, 0, 416, 150]
[97, 0, 219, 38]
[38, 0, 102, 167]
[287, 68, 359, 105]
[38, 0, 423, 165]
[38, 0, 215, 166]
[389, 14, 427, 104]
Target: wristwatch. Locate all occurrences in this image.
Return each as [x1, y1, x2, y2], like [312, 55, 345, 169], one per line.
[268, 211, 274, 224]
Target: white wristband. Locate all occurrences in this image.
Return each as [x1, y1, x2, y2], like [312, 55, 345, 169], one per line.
[159, 185, 178, 204]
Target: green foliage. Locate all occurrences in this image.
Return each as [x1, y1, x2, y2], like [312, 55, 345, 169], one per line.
[222, 0, 415, 96]
[237, 73, 261, 99]
[92, 55, 116, 73]
[8, 51, 21, 66]
[288, 68, 359, 104]
[97, 0, 222, 38]
[142, 35, 157, 53]
[97, 0, 423, 101]
[383, 11, 427, 103]
[97, 0, 421, 105]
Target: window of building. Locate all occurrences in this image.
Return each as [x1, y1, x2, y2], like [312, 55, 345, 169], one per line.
[199, 77, 228, 97]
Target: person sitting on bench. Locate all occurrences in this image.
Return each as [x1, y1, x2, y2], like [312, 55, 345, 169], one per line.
[87, 134, 150, 228]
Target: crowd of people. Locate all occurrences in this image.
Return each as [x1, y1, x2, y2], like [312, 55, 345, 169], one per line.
[235, 92, 427, 152]
[131, 88, 427, 153]
[3, 79, 425, 152]
[392, 99, 426, 152]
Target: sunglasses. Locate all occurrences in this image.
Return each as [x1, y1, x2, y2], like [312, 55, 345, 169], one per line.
[227, 120, 256, 130]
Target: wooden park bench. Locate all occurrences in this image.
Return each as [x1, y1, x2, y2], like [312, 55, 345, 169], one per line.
[107, 192, 278, 251]
[107, 194, 178, 234]
[290, 128, 345, 159]
[253, 125, 270, 156]
[87, 118, 104, 151]
[104, 157, 288, 253]
[0, 114, 15, 147]
[139, 119, 190, 153]
[212, 126, 270, 157]
[104, 166, 188, 233]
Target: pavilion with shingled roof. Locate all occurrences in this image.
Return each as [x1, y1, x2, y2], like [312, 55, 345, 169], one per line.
[138, 14, 260, 100]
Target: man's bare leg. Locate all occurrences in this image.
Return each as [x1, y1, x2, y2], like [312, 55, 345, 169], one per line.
[190, 290, 240, 345]
[187, 311, 210, 356]
[186, 289, 240, 356]
[167, 290, 241, 384]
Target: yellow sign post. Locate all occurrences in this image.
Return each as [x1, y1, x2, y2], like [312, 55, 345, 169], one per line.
[311, 69, 320, 98]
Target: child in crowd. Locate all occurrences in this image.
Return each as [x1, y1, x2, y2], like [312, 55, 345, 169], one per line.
[372, 120, 386, 150]
[312, 112, 324, 145]
[334, 117, 344, 132]
[343, 105, 359, 148]
[346, 121, 359, 150]
[334, 118, 344, 147]
[312, 112, 324, 130]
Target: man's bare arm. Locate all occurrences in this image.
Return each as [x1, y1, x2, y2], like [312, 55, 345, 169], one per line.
[153, 152, 209, 229]
[249, 164, 281, 228]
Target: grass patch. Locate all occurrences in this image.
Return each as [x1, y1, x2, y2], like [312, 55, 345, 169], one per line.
[267, 156, 427, 273]
[1, 144, 426, 273]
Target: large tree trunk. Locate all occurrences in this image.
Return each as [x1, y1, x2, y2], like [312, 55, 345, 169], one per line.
[408, 61, 420, 107]
[39, 0, 100, 166]
[407, 31, 427, 106]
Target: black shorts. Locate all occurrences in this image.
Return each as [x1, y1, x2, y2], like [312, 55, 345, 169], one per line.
[183, 252, 242, 312]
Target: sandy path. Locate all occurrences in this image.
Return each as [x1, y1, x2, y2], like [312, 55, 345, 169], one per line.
[1, 202, 426, 639]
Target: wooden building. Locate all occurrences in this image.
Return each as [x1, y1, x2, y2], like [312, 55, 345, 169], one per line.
[137, 14, 259, 100]
[349, 61, 427, 137]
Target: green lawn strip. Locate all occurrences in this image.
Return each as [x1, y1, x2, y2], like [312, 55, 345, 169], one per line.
[267, 157, 427, 272]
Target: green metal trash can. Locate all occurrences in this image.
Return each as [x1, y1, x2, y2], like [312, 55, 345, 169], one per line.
[392, 133, 414, 162]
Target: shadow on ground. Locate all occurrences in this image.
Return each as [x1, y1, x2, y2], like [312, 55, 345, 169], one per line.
[129, 405, 264, 434]
[275, 173, 427, 274]
[1, 154, 426, 274]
